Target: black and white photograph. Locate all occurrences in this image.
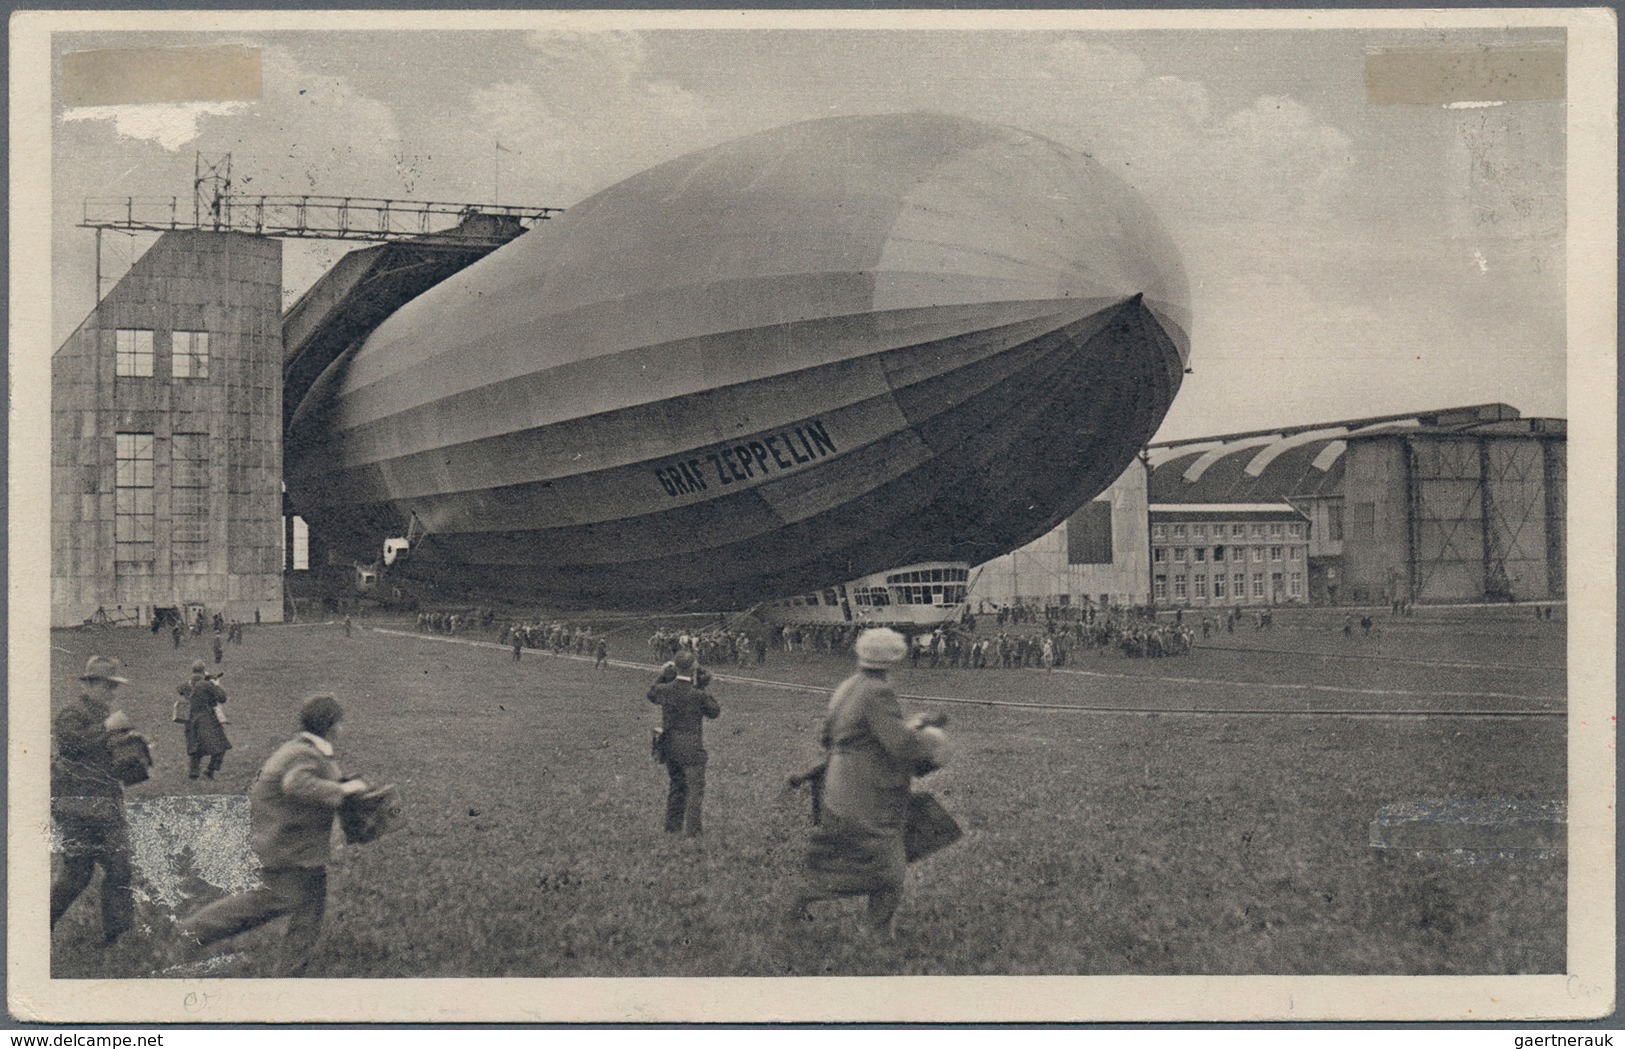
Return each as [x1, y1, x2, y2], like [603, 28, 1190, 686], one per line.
[8, 8, 1615, 1025]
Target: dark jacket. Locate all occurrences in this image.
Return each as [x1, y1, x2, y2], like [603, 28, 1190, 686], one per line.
[180, 675, 231, 756]
[648, 677, 719, 766]
[51, 692, 123, 803]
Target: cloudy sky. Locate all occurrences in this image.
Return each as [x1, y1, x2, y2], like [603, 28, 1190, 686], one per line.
[49, 21, 1568, 441]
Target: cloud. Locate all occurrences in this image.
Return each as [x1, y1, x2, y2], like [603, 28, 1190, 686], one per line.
[448, 34, 716, 204]
[60, 100, 249, 151]
[1198, 95, 1354, 216]
[1034, 38, 1150, 86]
[524, 30, 650, 83]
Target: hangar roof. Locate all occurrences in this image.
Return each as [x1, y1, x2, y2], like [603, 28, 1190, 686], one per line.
[1146, 404, 1564, 507]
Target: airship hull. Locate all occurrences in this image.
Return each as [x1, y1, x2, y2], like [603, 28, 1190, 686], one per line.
[284, 113, 1190, 609]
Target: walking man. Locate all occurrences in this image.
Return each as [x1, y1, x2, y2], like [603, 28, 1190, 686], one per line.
[51, 656, 139, 945]
[182, 694, 371, 975]
[648, 651, 719, 836]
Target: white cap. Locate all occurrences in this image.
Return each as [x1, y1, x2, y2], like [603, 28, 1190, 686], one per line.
[855, 628, 907, 669]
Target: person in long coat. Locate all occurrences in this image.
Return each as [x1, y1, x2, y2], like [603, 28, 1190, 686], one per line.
[179, 660, 231, 779]
[648, 650, 719, 835]
[789, 628, 944, 934]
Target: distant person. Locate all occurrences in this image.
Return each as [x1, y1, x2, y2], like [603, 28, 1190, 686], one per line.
[787, 628, 946, 936]
[171, 621, 183, 649]
[595, 637, 609, 670]
[512, 631, 524, 662]
[179, 660, 231, 780]
[182, 694, 371, 976]
[52, 657, 144, 946]
[648, 651, 719, 836]
[212, 631, 225, 665]
[343, 615, 353, 639]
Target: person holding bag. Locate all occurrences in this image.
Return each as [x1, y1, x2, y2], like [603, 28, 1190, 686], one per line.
[181, 693, 371, 976]
[52, 656, 145, 946]
[178, 660, 231, 780]
[787, 628, 951, 937]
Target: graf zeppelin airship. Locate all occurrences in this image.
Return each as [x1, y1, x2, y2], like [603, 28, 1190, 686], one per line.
[283, 112, 1191, 609]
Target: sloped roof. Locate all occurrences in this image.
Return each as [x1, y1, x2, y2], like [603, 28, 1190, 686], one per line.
[1147, 405, 1563, 506]
[1149, 438, 1346, 504]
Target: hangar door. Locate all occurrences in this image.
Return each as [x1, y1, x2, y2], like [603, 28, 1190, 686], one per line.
[1408, 436, 1555, 603]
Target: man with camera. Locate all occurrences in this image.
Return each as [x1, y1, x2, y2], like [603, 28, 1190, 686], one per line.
[178, 660, 231, 780]
[648, 650, 719, 836]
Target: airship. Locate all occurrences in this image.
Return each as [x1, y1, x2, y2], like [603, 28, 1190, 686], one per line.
[284, 112, 1191, 610]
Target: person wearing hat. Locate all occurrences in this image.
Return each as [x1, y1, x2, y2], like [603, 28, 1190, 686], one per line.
[178, 660, 231, 780]
[181, 693, 370, 975]
[51, 656, 139, 945]
[647, 650, 720, 836]
[788, 627, 946, 935]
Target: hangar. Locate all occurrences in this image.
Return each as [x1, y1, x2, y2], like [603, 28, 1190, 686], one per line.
[970, 403, 1565, 612]
[50, 187, 542, 628]
[1147, 404, 1565, 607]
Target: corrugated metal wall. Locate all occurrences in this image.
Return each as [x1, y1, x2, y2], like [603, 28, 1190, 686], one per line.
[1342, 432, 1565, 604]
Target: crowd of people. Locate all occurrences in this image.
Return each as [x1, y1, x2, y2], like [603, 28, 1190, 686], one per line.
[52, 613, 962, 971]
[49, 595, 1244, 972]
[52, 652, 377, 976]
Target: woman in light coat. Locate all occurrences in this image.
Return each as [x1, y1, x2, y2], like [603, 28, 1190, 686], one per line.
[789, 628, 945, 934]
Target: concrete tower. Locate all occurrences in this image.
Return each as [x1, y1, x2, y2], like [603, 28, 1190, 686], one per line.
[51, 230, 284, 627]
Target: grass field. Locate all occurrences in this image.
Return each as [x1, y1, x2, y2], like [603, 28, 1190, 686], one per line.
[46, 604, 1567, 978]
